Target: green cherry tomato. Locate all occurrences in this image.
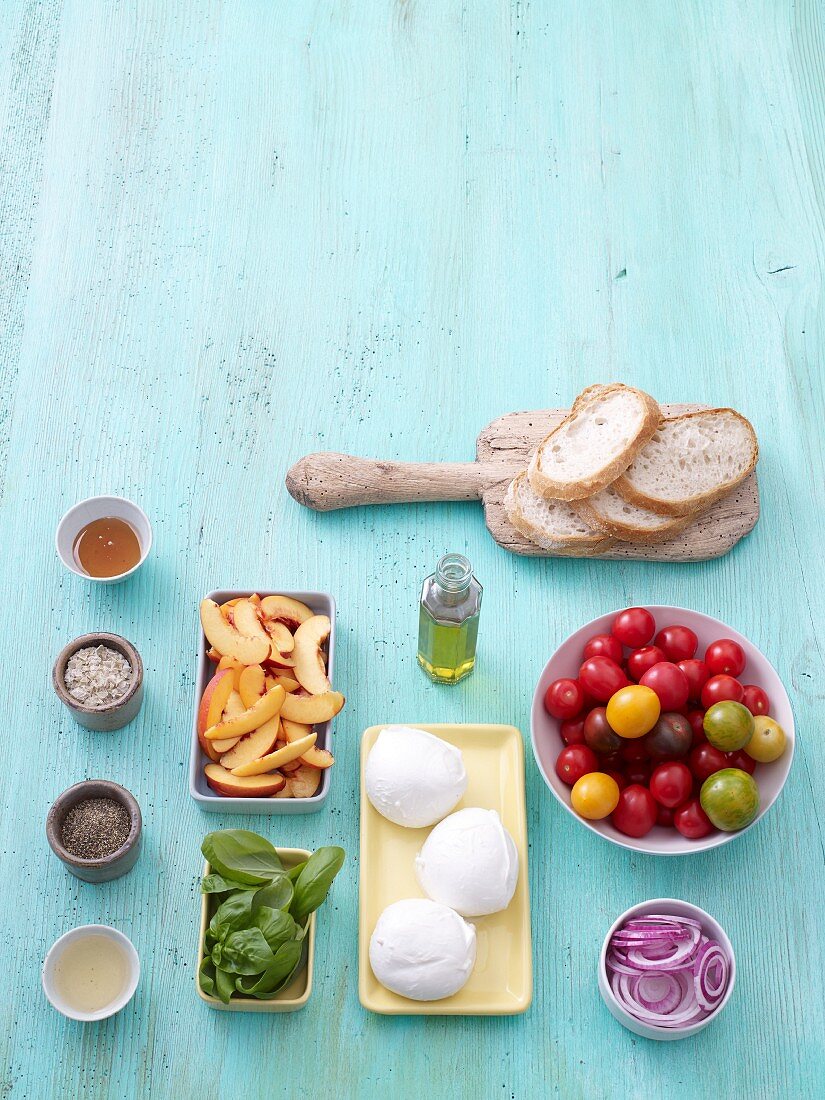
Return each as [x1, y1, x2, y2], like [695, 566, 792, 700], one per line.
[745, 715, 787, 763]
[700, 768, 760, 831]
[703, 700, 754, 752]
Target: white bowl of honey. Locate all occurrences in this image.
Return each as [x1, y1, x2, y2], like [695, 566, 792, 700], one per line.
[56, 495, 152, 583]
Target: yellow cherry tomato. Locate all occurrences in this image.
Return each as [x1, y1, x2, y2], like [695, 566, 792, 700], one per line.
[605, 685, 661, 739]
[744, 715, 787, 763]
[570, 772, 620, 819]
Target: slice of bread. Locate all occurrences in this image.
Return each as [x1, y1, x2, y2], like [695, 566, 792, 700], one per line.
[506, 473, 614, 554]
[574, 485, 697, 545]
[614, 409, 758, 517]
[528, 384, 661, 501]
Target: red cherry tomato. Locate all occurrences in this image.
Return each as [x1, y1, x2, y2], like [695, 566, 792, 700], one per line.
[686, 708, 706, 744]
[544, 677, 585, 719]
[701, 674, 744, 709]
[655, 625, 698, 662]
[605, 769, 627, 791]
[582, 633, 624, 664]
[560, 716, 587, 745]
[555, 745, 599, 786]
[626, 646, 666, 682]
[742, 684, 770, 717]
[649, 762, 693, 808]
[639, 662, 690, 710]
[578, 657, 629, 703]
[611, 607, 656, 648]
[725, 749, 757, 775]
[704, 638, 746, 677]
[624, 761, 651, 786]
[619, 739, 649, 762]
[678, 659, 709, 703]
[689, 743, 728, 782]
[611, 784, 658, 837]
[656, 804, 675, 828]
[674, 797, 714, 839]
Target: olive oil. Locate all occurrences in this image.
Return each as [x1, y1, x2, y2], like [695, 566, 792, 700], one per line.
[73, 517, 141, 578]
[417, 554, 482, 684]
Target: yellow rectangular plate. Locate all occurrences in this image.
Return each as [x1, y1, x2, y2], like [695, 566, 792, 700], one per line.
[359, 723, 532, 1015]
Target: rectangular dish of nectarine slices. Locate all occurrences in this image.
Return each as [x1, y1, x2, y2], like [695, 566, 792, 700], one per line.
[190, 591, 343, 813]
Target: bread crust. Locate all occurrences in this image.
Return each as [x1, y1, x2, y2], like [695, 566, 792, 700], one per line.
[613, 409, 758, 517]
[505, 474, 614, 553]
[528, 384, 662, 501]
[573, 497, 697, 545]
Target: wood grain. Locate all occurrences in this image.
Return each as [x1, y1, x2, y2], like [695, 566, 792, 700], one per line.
[0, 2, 823, 1099]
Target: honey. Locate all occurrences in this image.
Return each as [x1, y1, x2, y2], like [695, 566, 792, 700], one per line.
[73, 517, 141, 578]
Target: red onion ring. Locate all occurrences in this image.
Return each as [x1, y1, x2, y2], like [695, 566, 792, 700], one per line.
[606, 913, 730, 1029]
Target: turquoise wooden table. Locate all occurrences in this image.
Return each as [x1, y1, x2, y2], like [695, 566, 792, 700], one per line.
[1, 1, 823, 1096]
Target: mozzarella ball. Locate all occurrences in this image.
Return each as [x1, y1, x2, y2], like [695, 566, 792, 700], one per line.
[365, 726, 467, 828]
[369, 898, 477, 1001]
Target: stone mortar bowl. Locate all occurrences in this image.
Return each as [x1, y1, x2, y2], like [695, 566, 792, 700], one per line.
[53, 632, 143, 731]
[46, 780, 142, 883]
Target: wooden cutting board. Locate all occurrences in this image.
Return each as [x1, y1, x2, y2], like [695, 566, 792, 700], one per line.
[286, 404, 760, 562]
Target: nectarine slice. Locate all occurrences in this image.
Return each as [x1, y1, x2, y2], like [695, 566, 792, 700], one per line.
[232, 599, 271, 648]
[204, 684, 285, 740]
[238, 664, 266, 709]
[281, 717, 334, 768]
[229, 732, 317, 776]
[260, 595, 313, 628]
[204, 763, 285, 798]
[200, 599, 269, 665]
[267, 674, 299, 693]
[219, 715, 280, 770]
[280, 690, 344, 724]
[210, 691, 245, 752]
[197, 669, 234, 762]
[291, 615, 332, 695]
[288, 764, 323, 798]
[267, 621, 294, 660]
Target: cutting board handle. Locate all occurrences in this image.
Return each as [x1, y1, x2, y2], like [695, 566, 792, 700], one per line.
[286, 452, 519, 511]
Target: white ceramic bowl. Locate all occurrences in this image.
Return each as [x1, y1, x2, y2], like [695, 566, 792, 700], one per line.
[598, 898, 736, 1040]
[42, 924, 140, 1022]
[531, 606, 794, 855]
[55, 495, 152, 583]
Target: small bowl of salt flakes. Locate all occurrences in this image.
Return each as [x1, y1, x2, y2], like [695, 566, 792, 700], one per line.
[53, 633, 143, 731]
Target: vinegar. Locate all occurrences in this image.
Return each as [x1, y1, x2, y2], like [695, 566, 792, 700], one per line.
[52, 934, 130, 1014]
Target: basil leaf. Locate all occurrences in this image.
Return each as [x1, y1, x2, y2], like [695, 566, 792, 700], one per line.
[209, 891, 253, 939]
[252, 875, 293, 913]
[287, 861, 307, 883]
[215, 966, 235, 1004]
[253, 906, 298, 952]
[199, 958, 217, 997]
[211, 942, 223, 967]
[290, 846, 345, 926]
[235, 940, 303, 997]
[201, 873, 258, 894]
[201, 830, 284, 885]
[220, 928, 277, 975]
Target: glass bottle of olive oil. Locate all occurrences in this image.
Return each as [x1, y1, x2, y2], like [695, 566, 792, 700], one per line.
[417, 554, 482, 684]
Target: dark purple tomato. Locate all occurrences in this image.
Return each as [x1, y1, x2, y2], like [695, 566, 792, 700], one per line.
[644, 712, 693, 761]
[583, 707, 622, 755]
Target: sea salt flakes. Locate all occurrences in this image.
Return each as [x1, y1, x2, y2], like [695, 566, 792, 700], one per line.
[64, 645, 132, 707]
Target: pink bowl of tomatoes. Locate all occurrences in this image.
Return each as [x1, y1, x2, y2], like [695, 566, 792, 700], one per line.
[531, 606, 795, 855]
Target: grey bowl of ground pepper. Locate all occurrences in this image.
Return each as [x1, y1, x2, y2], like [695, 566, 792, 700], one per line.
[53, 632, 143, 731]
[46, 781, 142, 882]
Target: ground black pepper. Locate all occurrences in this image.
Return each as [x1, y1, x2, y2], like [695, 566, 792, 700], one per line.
[60, 798, 131, 860]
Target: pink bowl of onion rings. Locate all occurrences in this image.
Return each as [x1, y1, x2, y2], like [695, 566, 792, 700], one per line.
[598, 898, 736, 1039]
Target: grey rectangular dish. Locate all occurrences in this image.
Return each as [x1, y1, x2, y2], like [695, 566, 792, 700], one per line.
[189, 589, 336, 814]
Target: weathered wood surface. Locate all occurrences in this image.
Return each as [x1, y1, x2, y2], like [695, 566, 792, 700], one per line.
[0, 1, 823, 1099]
